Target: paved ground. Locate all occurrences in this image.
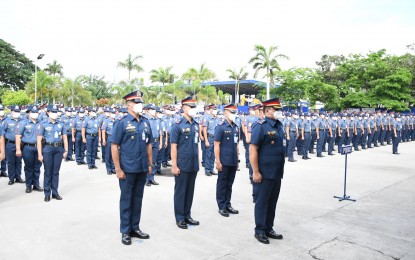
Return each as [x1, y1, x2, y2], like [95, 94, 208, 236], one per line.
[0, 141, 414, 260]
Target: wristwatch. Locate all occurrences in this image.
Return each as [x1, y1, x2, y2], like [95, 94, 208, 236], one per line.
[150, 163, 155, 168]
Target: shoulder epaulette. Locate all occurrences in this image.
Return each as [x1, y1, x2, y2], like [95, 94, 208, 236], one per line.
[175, 118, 182, 124]
[257, 119, 265, 124]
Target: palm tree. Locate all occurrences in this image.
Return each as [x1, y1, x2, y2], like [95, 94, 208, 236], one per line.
[117, 54, 144, 80]
[44, 60, 63, 76]
[181, 64, 216, 83]
[248, 45, 288, 99]
[227, 67, 248, 104]
[149, 67, 176, 86]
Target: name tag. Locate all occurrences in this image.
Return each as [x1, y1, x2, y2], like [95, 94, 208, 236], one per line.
[234, 136, 238, 144]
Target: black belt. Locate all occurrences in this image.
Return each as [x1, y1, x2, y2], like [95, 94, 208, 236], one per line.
[6, 139, 15, 144]
[23, 142, 37, 147]
[311, 130, 316, 131]
[289, 130, 296, 132]
[305, 131, 311, 133]
[87, 133, 98, 137]
[208, 134, 214, 138]
[153, 138, 160, 142]
[76, 130, 82, 132]
[45, 142, 63, 147]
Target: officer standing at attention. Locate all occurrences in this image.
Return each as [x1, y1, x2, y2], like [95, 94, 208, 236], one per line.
[203, 104, 219, 176]
[4, 105, 24, 185]
[82, 108, 100, 170]
[316, 112, 327, 158]
[285, 111, 298, 162]
[214, 104, 240, 217]
[250, 98, 285, 244]
[392, 114, 402, 154]
[73, 108, 86, 165]
[111, 91, 152, 245]
[101, 108, 117, 175]
[301, 112, 312, 160]
[170, 96, 200, 230]
[62, 108, 74, 161]
[0, 105, 8, 178]
[15, 106, 43, 193]
[146, 105, 162, 186]
[37, 105, 68, 202]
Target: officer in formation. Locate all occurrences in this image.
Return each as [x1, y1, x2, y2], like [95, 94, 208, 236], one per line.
[101, 108, 116, 175]
[249, 98, 285, 244]
[170, 96, 200, 230]
[73, 108, 86, 165]
[62, 108, 75, 161]
[285, 111, 298, 162]
[162, 106, 174, 168]
[214, 104, 240, 217]
[82, 108, 100, 170]
[146, 105, 162, 186]
[203, 104, 220, 176]
[0, 105, 8, 178]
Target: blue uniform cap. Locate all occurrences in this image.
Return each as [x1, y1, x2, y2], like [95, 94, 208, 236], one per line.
[89, 107, 97, 112]
[47, 105, 59, 113]
[224, 103, 238, 113]
[31, 106, 39, 113]
[123, 91, 144, 103]
[304, 112, 309, 117]
[79, 108, 85, 113]
[262, 98, 282, 109]
[181, 96, 197, 108]
[11, 105, 21, 112]
[291, 111, 297, 115]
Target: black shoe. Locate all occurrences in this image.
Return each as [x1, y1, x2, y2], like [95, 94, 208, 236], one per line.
[67, 158, 74, 161]
[15, 178, 25, 184]
[288, 158, 296, 162]
[33, 185, 44, 192]
[44, 196, 51, 202]
[96, 156, 101, 159]
[102, 159, 105, 163]
[317, 155, 325, 158]
[92, 165, 98, 169]
[205, 172, 211, 176]
[210, 171, 218, 175]
[226, 207, 239, 214]
[156, 171, 165, 175]
[121, 234, 132, 245]
[25, 188, 32, 193]
[107, 172, 112, 175]
[219, 209, 229, 217]
[185, 218, 200, 225]
[130, 229, 150, 239]
[52, 194, 63, 200]
[8, 180, 14, 185]
[309, 151, 315, 154]
[176, 221, 188, 229]
[266, 230, 283, 239]
[80, 161, 86, 165]
[328, 153, 334, 156]
[393, 152, 400, 155]
[145, 182, 151, 187]
[255, 233, 270, 244]
[0, 171, 8, 177]
[77, 162, 82, 165]
[150, 180, 159, 185]
[88, 166, 93, 169]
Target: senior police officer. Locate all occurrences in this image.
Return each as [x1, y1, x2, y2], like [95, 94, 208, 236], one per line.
[4, 105, 24, 185]
[214, 104, 240, 217]
[250, 98, 285, 244]
[170, 96, 200, 229]
[37, 105, 68, 202]
[82, 108, 100, 170]
[111, 91, 152, 245]
[15, 106, 43, 193]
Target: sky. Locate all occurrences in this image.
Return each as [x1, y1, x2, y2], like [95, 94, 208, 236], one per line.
[2, 0, 415, 85]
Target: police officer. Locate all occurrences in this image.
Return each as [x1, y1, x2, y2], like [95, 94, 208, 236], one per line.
[171, 96, 200, 230]
[203, 104, 220, 176]
[37, 105, 68, 202]
[73, 108, 86, 165]
[162, 106, 174, 168]
[250, 98, 285, 244]
[337, 113, 348, 152]
[302, 113, 312, 160]
[214, 104, 240, 217]
[146, 105, 162, 186]
[111, 91, 152, 245]
[392, 114, 402, 154]
[4, 105, 24, 185]
[82, 108, 100, 170]
[0, 105, 8, 178]
[62, 107, 75, 161]
[15, 106, 43, 193]
[101, 108, 116, 175]
[285, 111, 298, 162]
[316, 112, 327, 158]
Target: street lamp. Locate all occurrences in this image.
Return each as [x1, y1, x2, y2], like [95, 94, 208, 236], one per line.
[34, 54, 45, 105]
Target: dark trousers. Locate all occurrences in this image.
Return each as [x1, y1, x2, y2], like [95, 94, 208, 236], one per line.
[216, 165, 237, 210]
[317, 130, 326, 156]
[1, 159, 6, 172]
[75, 132, 85, 163]
[287, 132, 296, 159]
[86, 134, 98, 166]
[253, 178, 281, 235]
[353, 130, 362, 150]
[302, 132, 311, 157]
[361, 131, 368, 148]
[296, 133, 304, 155]
[328, 132, 336, 154]
[380, 129, 386, 144]
[66, 134, 74, 159]
[104, 140, 115, 173]
[148, 141, 160, 181]
[100, 139, 105, 162]
[162, 134, 171, 164]
[338, 130, 347, 152]
[309, 130, 317, 153]
[43, 146, 64, 196]
[119, 172, 146, 234]
[6, 142, 22, 181]
[22, 145, 42, 188]
[374, 129, 380, 145]
[205, 137, 215, 173]
[368, 128, 375, 147]
[392, 131, 401, 153]
[174, 171, 197, 222]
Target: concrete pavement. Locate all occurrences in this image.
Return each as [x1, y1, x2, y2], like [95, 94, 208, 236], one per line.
[0, 141, 414, 260]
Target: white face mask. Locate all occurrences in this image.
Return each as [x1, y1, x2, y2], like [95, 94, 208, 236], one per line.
[49, 113, 58, 119]
[57, 112, 62, 117]
[133, 103, 143, 114]
[79, 113, 84, 118]
[212, 110, 218, 115]
[110, 113, 116, 119]
[30, 113, 39, 119]
[13, 112, 20, 119]
[157, 114, 163, 119]
[90, 112, 97, 117]
[228, 113, 236, 122]
[72, 112, 76, 116]
[188, 108, 197, 117]
[274, 111, 284, 120]
[0, 111, 4, 116]
[149, 110, 156, 116]
[250, 110, 255, 116]
[66, 112, 71, 117]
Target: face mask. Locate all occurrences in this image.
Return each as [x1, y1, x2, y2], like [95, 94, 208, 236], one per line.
[66, 112, 71, 117]
[397, 118, 401, 122]
[79, 113, 84, 118]
[90, 112, 97, 117]
[49, 113, 58, 120]
[157, 114, 163, 119]
[133, 103, 143, 114]
[72, 112, 76, 116]
[110, 113, 116, 119]
[212, 110, 218, 115]
[274, 111, 284, 120]
[0, 111, 4, 116]
[228, 113, 236, 122]
[31, 113, 39, 119]
[188, 108, 197, 117]
[250, 111, 255, 116]
[104, 112, 110, 117]
[13, 112, 20, 119]
[149, 110, 156, 116]
[57, 112, 62, 117]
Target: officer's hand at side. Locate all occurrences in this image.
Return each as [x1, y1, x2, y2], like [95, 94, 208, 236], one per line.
[38, 155, 43, 162]
[172, 165, 180, 176]
[16, 150, 22, 157]
[0, 153, 5, 161]
[205, 141, 210, 147]
[82, 138, 86, 143]
[63, 151, 67, 159]
[159, 143, 162, 150]
[72, 137, 75, 142]
[216, 161, 222, 172]
[116, 169, 126, 179]
[103, 140, 106, 146]
[147, 166, 152, 175]
[253, 171, 262, 183]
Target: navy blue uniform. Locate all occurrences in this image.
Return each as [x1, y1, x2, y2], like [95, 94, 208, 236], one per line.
[214, 119, 239, 211]
[171, 117, 200, 222]
[111, 114, 152, 234]
[250, 117, 285, 236]
[147, 116, 162, 182]
[62, 115, 74, 160]
[101, 117, 116, 174]
[3, 116, 23, 182]
[83, 116, 100, 167]
[73, 116, 86, 163]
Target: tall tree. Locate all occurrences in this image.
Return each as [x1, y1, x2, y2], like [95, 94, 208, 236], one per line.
[149, 67, 176, 86]
[181, 64, 216, 83]
[0, 39, 35, 90]
[248, 45, 288, 99]
[117, 54, 144, 80]
[77, 75, 111, 100]
[44, 60, 63, 76]
[227, 67, 248, 104]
